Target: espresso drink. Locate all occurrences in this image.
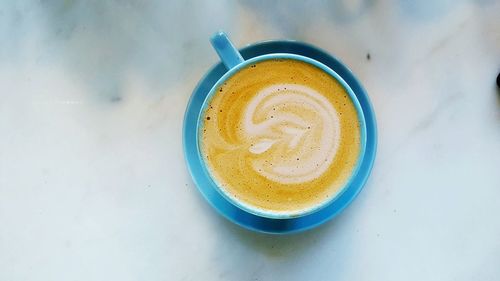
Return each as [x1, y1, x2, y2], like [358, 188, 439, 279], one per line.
[200, 59, 361, 215]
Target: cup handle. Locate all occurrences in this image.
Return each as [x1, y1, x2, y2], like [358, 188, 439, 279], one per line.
[210, 31, 244, 70]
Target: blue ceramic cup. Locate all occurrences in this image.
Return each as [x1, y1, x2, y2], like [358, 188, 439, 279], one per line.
[194, 31, 367, 220]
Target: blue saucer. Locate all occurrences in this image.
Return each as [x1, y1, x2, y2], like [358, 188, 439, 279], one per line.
[183, 40, 377, 234]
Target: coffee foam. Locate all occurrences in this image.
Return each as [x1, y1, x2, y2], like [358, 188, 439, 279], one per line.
[200, 59, 361, 214]
[243, 83, 340, 184]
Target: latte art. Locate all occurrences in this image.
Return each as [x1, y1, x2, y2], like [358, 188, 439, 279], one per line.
[243, 84, 340, 184]
[200, 59, 361, 215]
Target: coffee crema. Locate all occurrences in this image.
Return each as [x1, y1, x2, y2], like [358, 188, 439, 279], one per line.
[200, 59, 361, 215]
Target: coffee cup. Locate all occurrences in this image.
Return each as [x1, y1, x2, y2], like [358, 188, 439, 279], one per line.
[195, 32, 367, 219]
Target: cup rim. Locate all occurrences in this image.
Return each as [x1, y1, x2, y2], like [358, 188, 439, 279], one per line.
[195, 53, 367, 219]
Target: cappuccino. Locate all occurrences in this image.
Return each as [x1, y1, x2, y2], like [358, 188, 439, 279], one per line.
[200, 59, 361, 216]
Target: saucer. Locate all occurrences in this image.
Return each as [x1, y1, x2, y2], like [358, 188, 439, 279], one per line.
[183, 40, 377, 234]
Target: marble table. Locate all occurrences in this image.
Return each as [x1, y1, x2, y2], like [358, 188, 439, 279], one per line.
[1, 1, 499, 280]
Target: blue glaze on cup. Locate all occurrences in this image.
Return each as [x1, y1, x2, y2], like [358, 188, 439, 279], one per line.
[196, 32, 367, 220]
[210, 31, 244, 69]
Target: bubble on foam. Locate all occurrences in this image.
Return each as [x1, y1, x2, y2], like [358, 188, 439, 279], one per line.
[243, 84, 340, 184]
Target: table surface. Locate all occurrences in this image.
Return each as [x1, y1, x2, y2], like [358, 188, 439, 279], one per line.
[1, 1, 499, 280]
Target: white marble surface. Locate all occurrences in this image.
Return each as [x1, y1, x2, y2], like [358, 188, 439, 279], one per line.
[1, 1, 500, 280]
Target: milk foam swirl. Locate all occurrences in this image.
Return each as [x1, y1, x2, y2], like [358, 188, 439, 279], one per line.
[243, 84, 340, 184]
